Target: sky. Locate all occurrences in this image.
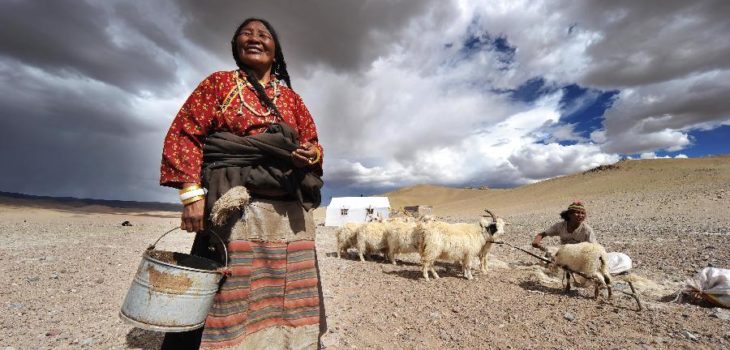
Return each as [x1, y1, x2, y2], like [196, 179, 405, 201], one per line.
[1, 0, 729, 204]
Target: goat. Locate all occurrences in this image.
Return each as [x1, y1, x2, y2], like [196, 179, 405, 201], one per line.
[355, 221, 389, 262]
[334, 211, 383, 259]
[384, 215, 435, 265]
[550, 242, 613, 299]
[418, 210, 505, 281]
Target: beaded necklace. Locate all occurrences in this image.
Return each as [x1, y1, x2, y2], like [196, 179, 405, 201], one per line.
[235, 72, 280, 119]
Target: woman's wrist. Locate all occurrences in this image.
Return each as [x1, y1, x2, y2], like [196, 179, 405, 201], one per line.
[182, 195, 205, 206]
[179, 183, 206, 205]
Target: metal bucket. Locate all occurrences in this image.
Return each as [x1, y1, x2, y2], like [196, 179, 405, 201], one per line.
[119, 228, 228, 332]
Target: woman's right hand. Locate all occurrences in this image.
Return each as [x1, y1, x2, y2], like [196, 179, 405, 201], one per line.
[181, 198, 205, 232]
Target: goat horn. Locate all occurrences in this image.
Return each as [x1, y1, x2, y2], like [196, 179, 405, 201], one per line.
[484, 209, 497, 222]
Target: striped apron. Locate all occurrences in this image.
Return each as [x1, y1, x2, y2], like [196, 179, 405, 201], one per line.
[200, 198, 325, 349]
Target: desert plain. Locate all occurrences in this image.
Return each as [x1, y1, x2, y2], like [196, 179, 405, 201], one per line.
[1, 156, 730, 349]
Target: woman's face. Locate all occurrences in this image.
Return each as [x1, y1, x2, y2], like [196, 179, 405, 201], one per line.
[235, 21, 276, 73]
[569, 209, 586, 223]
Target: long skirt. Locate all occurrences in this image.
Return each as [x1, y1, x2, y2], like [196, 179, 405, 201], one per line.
[162, 198, 326, 350]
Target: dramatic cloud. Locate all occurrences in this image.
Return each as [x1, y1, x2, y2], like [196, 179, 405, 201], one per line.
[0, 1, 187, 93]
[175, 0, 453, 75]
[1, 0, 728, 202]
[0, 58, 172, 201]
[598, 70, 730, 153]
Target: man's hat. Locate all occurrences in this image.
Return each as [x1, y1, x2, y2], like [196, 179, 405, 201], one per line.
[567, 201, 586, 212]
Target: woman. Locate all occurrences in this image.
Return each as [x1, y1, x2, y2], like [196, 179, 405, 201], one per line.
[159, 18, 325, 350]
[531, 201, 596, 249]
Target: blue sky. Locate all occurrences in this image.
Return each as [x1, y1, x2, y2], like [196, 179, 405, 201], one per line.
[0, 1, 729, 204]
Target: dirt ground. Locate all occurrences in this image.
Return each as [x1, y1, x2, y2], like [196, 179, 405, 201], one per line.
[1, 158, 730, 349]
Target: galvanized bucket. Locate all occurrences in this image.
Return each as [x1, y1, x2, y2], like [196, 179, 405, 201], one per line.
[119, 228, 228, 332]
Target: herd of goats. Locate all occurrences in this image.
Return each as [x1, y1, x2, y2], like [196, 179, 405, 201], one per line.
[334, 209, 616, 301]
[208, 187, 640, 306]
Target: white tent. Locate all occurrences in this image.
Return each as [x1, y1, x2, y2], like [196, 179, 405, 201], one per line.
[324, 197, 390, 227]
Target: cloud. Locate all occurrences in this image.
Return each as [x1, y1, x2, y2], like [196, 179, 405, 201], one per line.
[598, 70, 730, 154]
[311, 0, 730, 192]
[451, 0, 730, 158]
[509, 143, 620, 180]
[638, 152, 689, 160]
[567, 1, 730, 88]
[0, 1, 190, 94]
[317, 83, 618, 189]
[0, 58, 176, 201]
[1, 0, 728, 201]
[175, 0, 454, 76]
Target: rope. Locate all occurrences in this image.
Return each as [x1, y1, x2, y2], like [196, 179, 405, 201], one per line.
[492, 241, 552, 264]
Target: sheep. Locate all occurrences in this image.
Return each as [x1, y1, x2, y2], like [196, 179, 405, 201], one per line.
[418, 210, 506, 281]
[334, 211, 383, 259]
[550, 242, 613, 299]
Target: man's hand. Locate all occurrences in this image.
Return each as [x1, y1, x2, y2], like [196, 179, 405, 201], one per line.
[531, 233, 546, 250]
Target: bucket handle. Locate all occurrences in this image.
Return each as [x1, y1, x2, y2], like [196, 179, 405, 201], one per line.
[147, 227, 229, 269]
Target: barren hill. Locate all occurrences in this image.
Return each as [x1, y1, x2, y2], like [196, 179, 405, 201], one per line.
[0, 191, 180, 218]
[386, 156, 730, 218]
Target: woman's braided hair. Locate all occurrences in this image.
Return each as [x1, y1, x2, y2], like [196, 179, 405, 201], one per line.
[231, 18, 292, 119]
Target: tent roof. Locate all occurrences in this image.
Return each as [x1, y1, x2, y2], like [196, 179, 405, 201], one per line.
[327, 197, 390, 209]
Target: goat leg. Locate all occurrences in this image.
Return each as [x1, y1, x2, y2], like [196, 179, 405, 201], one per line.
[607, 285, 613, 300]
[431, 266, 440, 279]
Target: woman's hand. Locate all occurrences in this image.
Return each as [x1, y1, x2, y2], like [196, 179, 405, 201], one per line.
[292, 142, 319, 168]
[180, 182, 206, 232]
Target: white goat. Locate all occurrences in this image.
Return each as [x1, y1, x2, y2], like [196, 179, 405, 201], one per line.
[334, 212, 383, 259]
[384, 221, 419, 265]
[355, 221, 390, 262]
[335, 223, 361, 259]
[419, 210, 506, 281]
[550, 242, 613, 299]
[384, 215, 434, 265]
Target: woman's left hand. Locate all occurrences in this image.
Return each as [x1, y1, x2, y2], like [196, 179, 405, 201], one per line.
[292, 142, 318, 168]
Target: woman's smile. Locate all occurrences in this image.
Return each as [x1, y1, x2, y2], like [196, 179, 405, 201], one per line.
[243, 45, 264, 54]
[235, 20, 276, 75]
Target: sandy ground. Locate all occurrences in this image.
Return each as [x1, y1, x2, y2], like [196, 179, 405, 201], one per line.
[1, 157, 730, 349]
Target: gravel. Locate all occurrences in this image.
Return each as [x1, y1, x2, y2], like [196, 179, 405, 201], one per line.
[1, 159, 729, 349]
